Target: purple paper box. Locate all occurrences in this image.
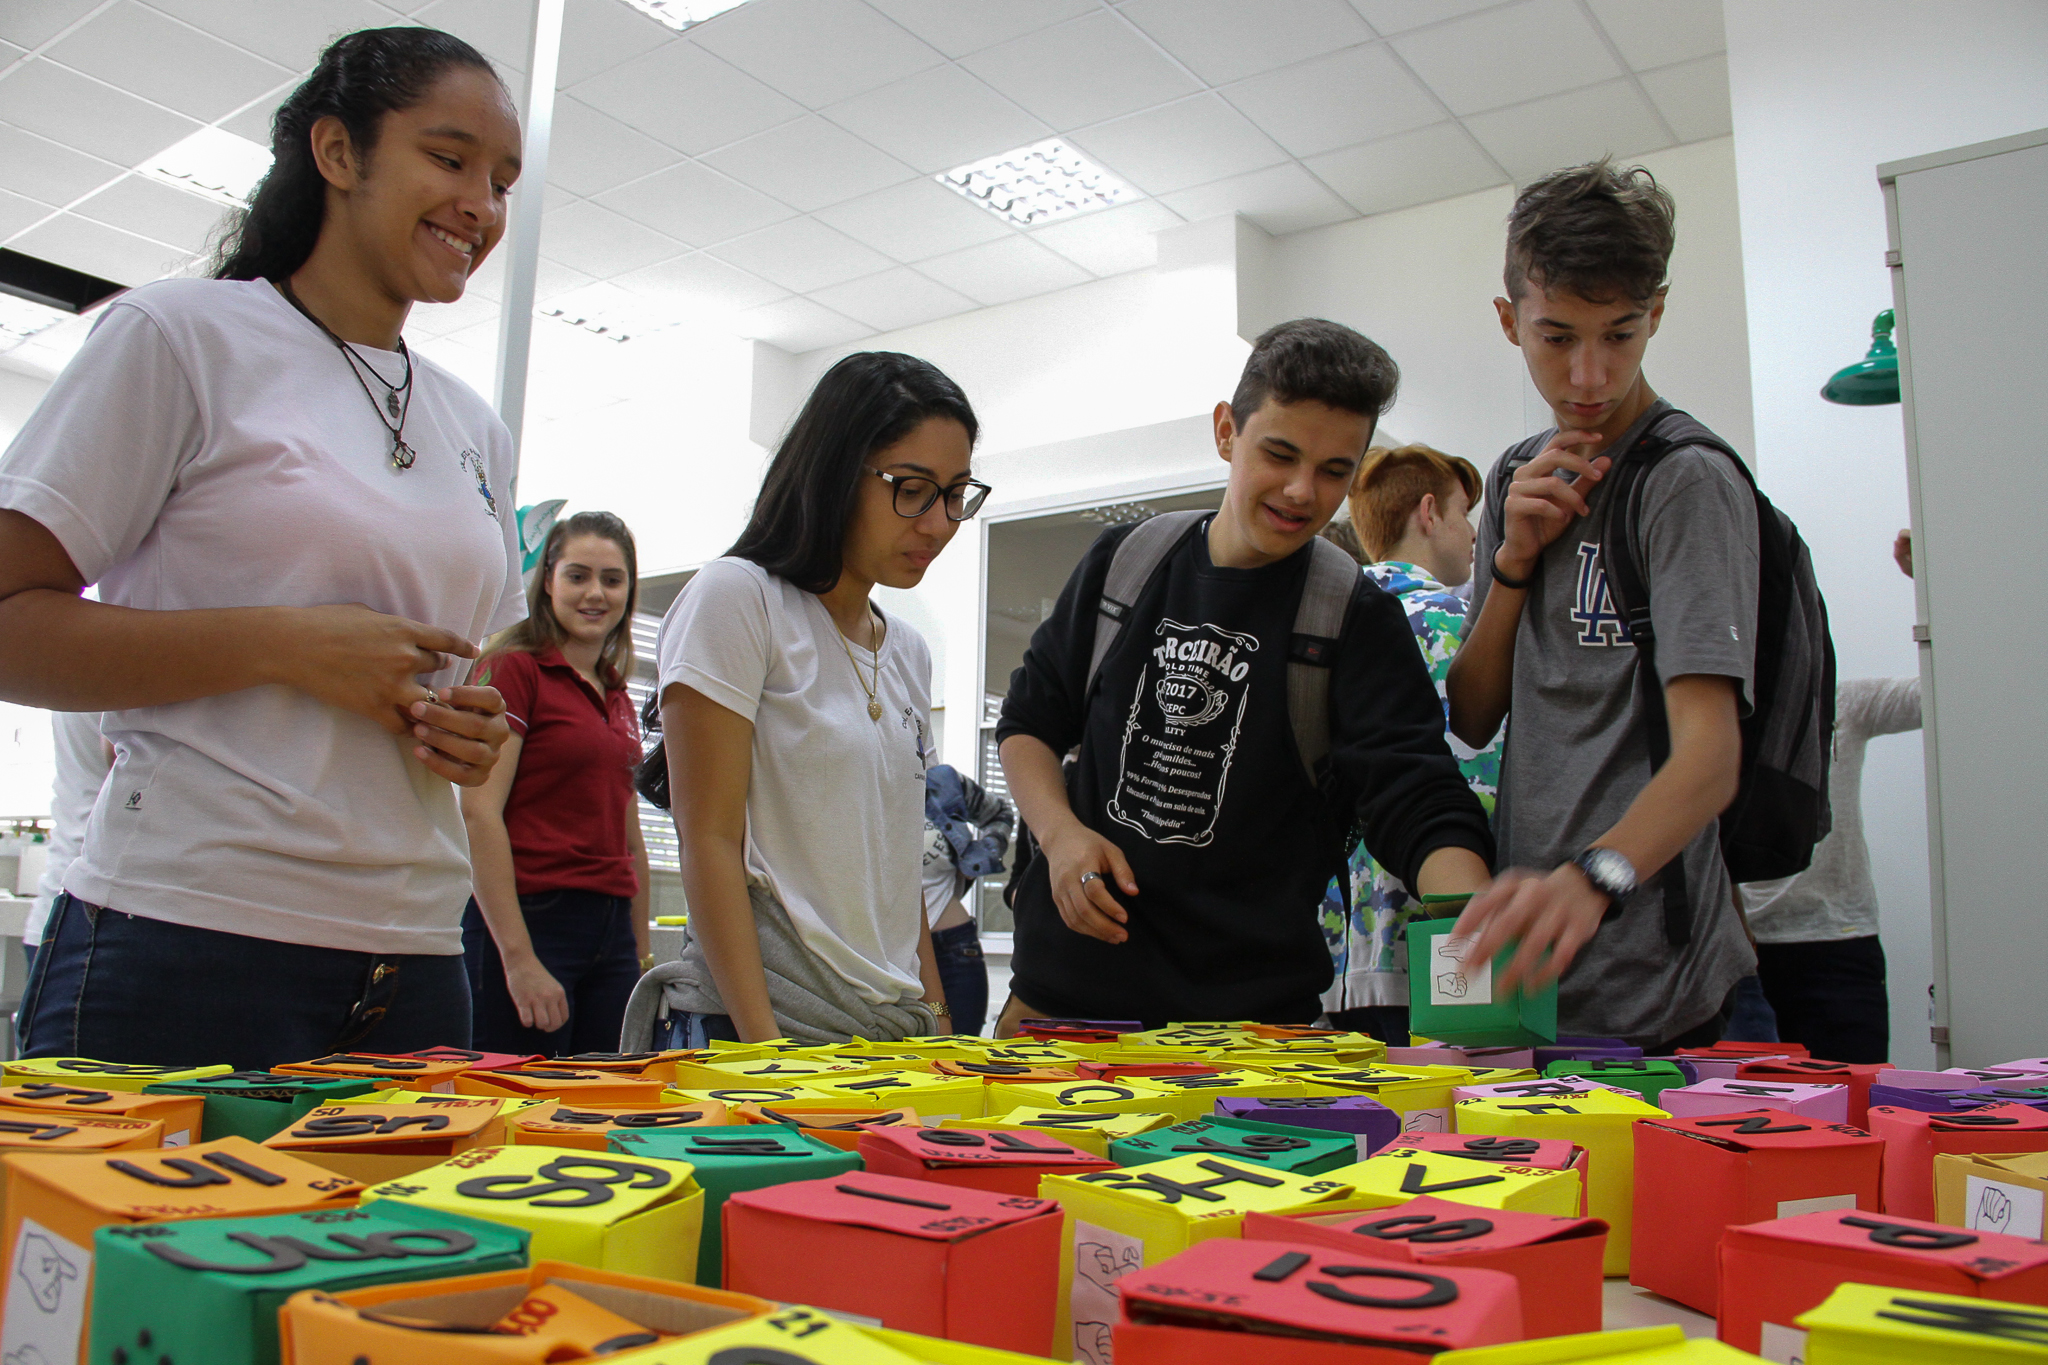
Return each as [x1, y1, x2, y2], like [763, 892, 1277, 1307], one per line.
[1212, 1094, 1400, 1158]
[1658, 1077, 1849, 1122]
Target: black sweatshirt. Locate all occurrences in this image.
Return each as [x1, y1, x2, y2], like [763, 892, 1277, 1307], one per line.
[996, 518, 1495, 1028]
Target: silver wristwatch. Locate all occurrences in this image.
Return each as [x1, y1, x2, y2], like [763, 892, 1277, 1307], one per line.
[1571, 846, 1638, 912]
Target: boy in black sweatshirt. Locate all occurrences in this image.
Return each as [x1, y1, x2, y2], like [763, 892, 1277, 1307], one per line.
[994, 319, 1495, 1032]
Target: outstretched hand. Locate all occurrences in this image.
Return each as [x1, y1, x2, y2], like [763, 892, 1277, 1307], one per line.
[1449, 864, 1610, 993]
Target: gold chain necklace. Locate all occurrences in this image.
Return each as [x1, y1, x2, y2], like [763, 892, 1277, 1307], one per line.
[834, 607, 883, 722]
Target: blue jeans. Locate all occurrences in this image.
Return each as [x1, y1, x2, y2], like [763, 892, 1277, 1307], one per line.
[660, 1011, 743, 1048]
[932, 920, 989, 1036]
[462, 890, 641, 1057]
[1723, 974, 1781, 1043]
[21, 893, 471, 1071]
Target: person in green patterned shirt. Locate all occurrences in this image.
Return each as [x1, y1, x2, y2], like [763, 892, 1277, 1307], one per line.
[1320, 445, 1501, 1043]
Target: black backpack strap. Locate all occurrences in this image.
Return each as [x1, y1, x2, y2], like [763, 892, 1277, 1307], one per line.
[1285, 536, 1359, 782]
[1084, 510, 1208, 699]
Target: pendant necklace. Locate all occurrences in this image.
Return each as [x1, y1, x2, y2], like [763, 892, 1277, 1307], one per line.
[277, 277, 418, 470]
[835, 607, 884, 722]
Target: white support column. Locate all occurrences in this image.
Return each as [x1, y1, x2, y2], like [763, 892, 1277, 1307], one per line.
[492, 0, 565, 472]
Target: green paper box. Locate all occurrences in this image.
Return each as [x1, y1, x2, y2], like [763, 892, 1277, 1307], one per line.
[142, 1070, 381, 1142]
[1544, 1057, 1691, 1104]
[608, 1125, 858, 1288]
[1406, 916, 1557, 1048]
[86, 1201, 526, 1365]
[1107, 1114, 1357, 1174]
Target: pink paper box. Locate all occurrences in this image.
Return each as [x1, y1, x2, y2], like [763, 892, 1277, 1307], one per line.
[1680, 1055, 1800, 1082]
[1658, 1078, 1849, 1122]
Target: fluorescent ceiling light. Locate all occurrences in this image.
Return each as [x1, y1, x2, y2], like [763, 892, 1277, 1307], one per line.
[0, 293, 71, 354]
[616, 0, 752, 31]
[538, 284, 682, 344]
[938, 139, 1136, 229]
[139, 127, 273, 207]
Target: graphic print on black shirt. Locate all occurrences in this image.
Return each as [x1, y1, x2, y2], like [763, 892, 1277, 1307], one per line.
[1108, 619, 1258, 847]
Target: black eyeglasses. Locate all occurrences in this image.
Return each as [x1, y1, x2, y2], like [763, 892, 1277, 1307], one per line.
[870, 469, 992, 521]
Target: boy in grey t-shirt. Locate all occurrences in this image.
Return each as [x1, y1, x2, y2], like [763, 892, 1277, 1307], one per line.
[1444, 161, 1759, 1049]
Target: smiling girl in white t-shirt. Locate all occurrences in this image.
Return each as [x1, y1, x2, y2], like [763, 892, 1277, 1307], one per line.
[636, 352, 992, 1045]
[0, 28, 526, 1070]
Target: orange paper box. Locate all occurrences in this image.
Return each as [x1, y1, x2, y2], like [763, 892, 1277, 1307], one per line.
[0, 1112, 161, 1154]
[1867, 1102, 2048, 1219]
[1243, 1195, 1605, 1340]
[507, 1101, 729, 1151]
[456, 1066, 670, 1106]
[260, 1098, 511, 1183]
[858, 1124, 1115, 1195]
[736, 1104, 920, 1151]
[386, 1047, 543, 1072]
[1112, 1236, 1523, 1365]
[0, 1137, 359, 1365]
[1716, 1206, 2048, 1354]
[1736, 1059, 1891, 1126]
[273, 1053, 472, 1092]
[722, 1170, 1062, 1356]
[1631, 1108, 1885, 1315]
[0, 1084, 204, 1147]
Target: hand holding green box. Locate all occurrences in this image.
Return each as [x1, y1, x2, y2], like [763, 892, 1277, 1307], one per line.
[1406, 915, 1558, 1048]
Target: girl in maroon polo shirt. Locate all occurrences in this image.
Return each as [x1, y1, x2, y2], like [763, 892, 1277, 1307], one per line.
[459, 511, 650, 1053]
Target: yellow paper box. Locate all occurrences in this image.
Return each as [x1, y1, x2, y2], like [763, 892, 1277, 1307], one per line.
[1795, 1280, 2048, 1364]
[1135, 1069, 1307, 1122]
[360, 1145, 704, 1281]
[1040, 1152, 1356, 1363]
[800, 1071, 989, 1120]
[2, 1058, 231, 1093]
[1455, 1087, 1667, 1275]
[984, 1077, 1179, 1118]
[1434, 1324, 1763, 1361]
[941, 1110, 1178, 1158]
[1320, 1147, 1583, 1216]
[1300, 1063, 1477, 1134]
[1935, 1150, 2048, 1239]
[664, 1084, 829, 1110]
[669, 1055, 876, 1090]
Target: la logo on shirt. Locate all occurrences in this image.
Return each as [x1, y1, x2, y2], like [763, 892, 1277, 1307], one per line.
[1571, 541, 1627, 647]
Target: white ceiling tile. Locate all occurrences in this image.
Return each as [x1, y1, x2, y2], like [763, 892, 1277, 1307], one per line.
[736, 295, 873, 352]
[1071, 93, 1288, 196]
[862, 0, 1096, 60]
[409, 0, 536, 77]
[699, 116, 913, 214]
[1029, 198, 1182, 276]
[0, 40, 27, 76]
[1119, 0, 1373, 85]
[914, 235, 1089, 306]
[1391, 0, 1620, 115]
[708, 216, 895, 293]
[1586, 0, 1724, 71]
[140, 0, 391, 72]
[10, 211, 191, 284]
[961, 12, 1201, 130]
[823, 64, 1049, 175]
[0, 0, 99, 50]
[0, 122, 124, 207]
[1305, 120, 1505, 216]
[220, 87, 288, 146]
[1639, 53, 1731, 143]
[690, 0, 944, 108]
[568, 39, 803, 156]
[542, 183, 576, 212]
[812, 266, 977, 332]
[595, 159, 795, 248]
[537, 199, 685, 276]
[461, 247, 596, 303]
[813, 176, 1013, 262]
[43, 1, 288, 121]
[0, 59, 201, 167]
[0, 187, 54, 241]
[71, 174, 230, 253]
[1346, 0, 1505, 36]
[556, 0, 676, 86]
[545, 94, 684, 197]
[1223, 43, 1442, 158]
[612, 250, 789, 313]
[1464, 77, 1672, 182]
[1160, 162, 1357, 236]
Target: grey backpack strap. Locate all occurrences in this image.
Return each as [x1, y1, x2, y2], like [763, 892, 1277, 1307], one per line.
[1286, 536, 1359, 780]
[1084, 510, 1208, 697]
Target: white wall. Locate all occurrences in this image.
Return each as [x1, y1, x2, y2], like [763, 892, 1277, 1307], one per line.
[1725, 0, 2048, 1067]
[0, 367, 51, 450]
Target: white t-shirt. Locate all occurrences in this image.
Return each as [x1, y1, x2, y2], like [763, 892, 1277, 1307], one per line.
[26, 709, 111, 947]
[0, 278, 524, 954]
[657, 557, 932, 1005]
[920, 824, 964, 928]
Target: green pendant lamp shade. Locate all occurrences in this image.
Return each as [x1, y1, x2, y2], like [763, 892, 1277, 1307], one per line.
[518, 497, 567, 576]
[1822, 309, 1901, 405]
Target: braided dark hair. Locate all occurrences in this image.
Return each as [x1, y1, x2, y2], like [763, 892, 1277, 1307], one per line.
[212, 27, 500, 282]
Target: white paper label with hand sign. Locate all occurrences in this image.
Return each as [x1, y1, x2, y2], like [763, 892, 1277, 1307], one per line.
[1966, 1175, 2046, 1238]
[1429, 934, 1492, 1006]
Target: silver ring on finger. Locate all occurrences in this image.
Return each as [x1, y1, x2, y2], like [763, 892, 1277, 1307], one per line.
[1078, 871, 1102, 887]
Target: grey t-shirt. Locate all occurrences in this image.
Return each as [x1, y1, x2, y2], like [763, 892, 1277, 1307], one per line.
[1469, 400, 1760, 1046]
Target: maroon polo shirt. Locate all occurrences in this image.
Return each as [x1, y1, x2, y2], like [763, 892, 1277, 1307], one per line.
[473, 646, 641, 898]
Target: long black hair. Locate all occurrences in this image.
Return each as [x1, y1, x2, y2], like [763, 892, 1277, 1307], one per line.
[212, 27, 500, 282]
[727, 352, 979, 595]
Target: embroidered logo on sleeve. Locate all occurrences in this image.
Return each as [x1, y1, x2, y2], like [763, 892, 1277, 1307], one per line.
[1105, 619, 1257, 848]
[1571, 542, 1627, 646]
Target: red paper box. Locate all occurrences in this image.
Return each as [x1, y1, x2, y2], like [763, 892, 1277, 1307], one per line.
[1632, 1109, 1885, 1314]
[1737, 1059, 1890, 1126]
[1075, 1062, 1220, 1082]
[1716, 1206, 2048, 1354]
[1111, 1235, 1522, 1365]
[1393, 1133, 1591, 1215]
[858, 1125, 1115, 1195]
[1241, 1195, 1606, 1339]
[722, 1170, 1061, 1355]
[1868, 1102, 2048, 1219]
[1680, 1042, 1811, 1061]
[385, 1047, 542, 1073]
